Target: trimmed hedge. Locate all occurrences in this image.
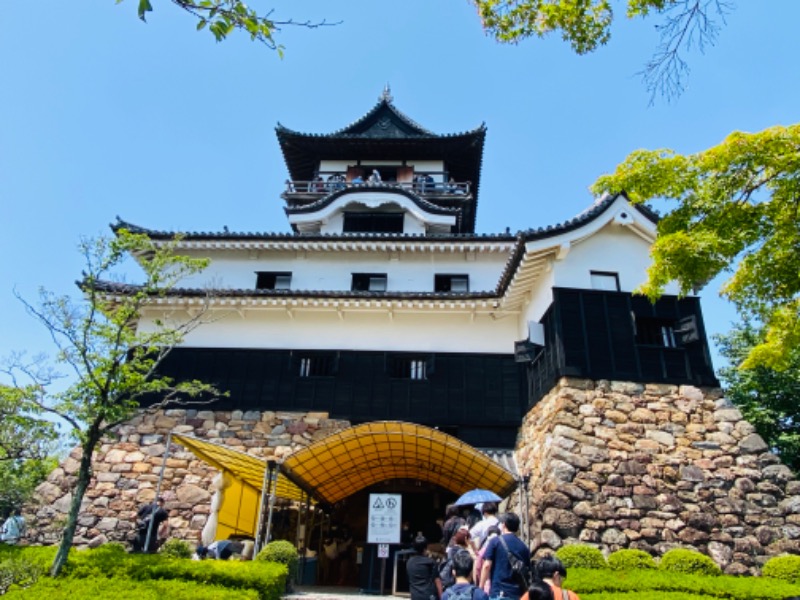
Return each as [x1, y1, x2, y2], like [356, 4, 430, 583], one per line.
[556, 545, 608, 569]
[3, 576, 260, 599]
[763, 554, 800, 584]
[659, 549, 721, 577]
[608, 549, 657, 571]
[159, 538, 194, 559]
[256, 539, 299, 579]
[564, 567, 800, 599]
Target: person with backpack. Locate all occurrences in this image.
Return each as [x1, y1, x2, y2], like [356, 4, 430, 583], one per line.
[407, 534, 443, 600]
[478, 512, 531, 600]
[1, 509, 26, 545]
[442, 549, 489, 600]
[534, 555, 579, 600]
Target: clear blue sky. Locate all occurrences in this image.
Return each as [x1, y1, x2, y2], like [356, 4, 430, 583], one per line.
[1, 1, 798, 373]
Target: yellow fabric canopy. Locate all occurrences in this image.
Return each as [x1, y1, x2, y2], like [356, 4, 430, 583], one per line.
[171, 433, 308, 503]
[280, 421, 518, 505]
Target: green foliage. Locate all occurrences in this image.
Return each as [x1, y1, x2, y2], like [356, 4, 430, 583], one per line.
[0, 455, 57, 519]
[608, 548, 657, 570]
[556, 544, 608, 569]
[593, 124, 800, 371]
[3, 229, 219, 576]
[0, 385, 58, 466]
[61, 543, 132, 579]
[159, 538, 193, 559]
[473, 0, 730, 99]
[762, 554, 800, 583]
[563, 566, 800, 598]
[3, 575, 260, 599]
[659, 549, 721, 577]
[256, 539, 299, 577]
[0, 556, 44, 595]
[716, 320, 800, 471]
[126, 0, 338, 53]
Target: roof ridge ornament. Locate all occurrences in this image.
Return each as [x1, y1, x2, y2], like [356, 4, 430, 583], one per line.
[380, 83, 393, 103]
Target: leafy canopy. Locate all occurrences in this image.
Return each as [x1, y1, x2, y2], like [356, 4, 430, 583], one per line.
[473, 0, 731, 100]
[592, 124, 800, 371]
[717, 320, 800, 471]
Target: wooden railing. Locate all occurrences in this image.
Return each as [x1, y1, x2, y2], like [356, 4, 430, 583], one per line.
[283, 179, 472, 196]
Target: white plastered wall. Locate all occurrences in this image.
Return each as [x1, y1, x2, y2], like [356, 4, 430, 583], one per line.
[140, 307, 517, 354]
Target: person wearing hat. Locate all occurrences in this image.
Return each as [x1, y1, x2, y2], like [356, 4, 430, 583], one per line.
[133, 496, 168, 553]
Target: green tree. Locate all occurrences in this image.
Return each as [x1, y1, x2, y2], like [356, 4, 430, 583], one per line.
[717, 321, 800, 471]
[0, 384, 58, 519]
[591, 124, 800, 371]
[473, 0, 731, 100]
[2, 230, 218, 576]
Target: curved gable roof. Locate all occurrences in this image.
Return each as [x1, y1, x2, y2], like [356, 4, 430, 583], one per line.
[280, 421, 518, 505]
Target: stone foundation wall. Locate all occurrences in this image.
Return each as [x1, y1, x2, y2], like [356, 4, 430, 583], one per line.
[515, 378, 800, 575]
[29, 408, 350, 548]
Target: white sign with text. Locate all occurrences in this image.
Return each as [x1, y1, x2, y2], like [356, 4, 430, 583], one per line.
[367, 493, 402, 544]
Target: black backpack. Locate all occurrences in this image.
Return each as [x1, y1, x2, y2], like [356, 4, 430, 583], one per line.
[498, 535, 530, 592]
[438, 557, 456, 590]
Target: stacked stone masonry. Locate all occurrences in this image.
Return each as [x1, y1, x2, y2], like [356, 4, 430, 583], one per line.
[29, 409, 351, 549]
[29, 378, 800, 576]
[516, 378, 800, 575]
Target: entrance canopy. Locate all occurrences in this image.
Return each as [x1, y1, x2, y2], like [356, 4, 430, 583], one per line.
[172, 433, 308, 502]
[281, 421, 518, 505]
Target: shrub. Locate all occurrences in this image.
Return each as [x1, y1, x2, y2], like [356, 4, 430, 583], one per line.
[763, 554, 800, 583]
[659, 549, 721, 577]
[61, 542, 133, 579]
[608, 549, 657, 571]
[556, 544, 607, 569]
[3, 576, 260, 600]
[159, 538, 193, 559]
[256, 540, 298, 577]
[0, 557, 44, 595]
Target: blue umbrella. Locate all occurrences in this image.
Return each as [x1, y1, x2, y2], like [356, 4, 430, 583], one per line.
[453, 488, 502, 507]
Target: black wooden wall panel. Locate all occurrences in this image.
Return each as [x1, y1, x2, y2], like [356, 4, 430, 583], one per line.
[147, 348, 527, 448]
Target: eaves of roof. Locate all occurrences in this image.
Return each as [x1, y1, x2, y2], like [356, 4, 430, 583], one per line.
[284, 185, 461, 216]
[111, 217, 515, 245]
[494, 193, 658, 296]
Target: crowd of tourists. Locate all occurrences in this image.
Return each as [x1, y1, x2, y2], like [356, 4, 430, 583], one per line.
[406, 503, 579, 600]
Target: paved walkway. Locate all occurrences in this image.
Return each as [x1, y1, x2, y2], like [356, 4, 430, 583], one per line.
[286, 586, 403, 600]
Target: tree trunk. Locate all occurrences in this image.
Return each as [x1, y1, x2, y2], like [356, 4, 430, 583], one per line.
[50, 433, 99, 577]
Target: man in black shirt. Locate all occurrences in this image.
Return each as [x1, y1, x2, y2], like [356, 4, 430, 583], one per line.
[133, 496, 168, 553]
[406, 534, 442, 600]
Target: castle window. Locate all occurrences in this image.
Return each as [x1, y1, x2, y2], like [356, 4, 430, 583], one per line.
[636, 317, 677, 348]
[590, 271, 620, 292]
[343, 212, 404, 233]
[296, 352, 338, 377]
[387, 354, 434, 380]
[256, 271, 292, 290]
[352, 273, 387, 292]
[435, 274, 469, 292]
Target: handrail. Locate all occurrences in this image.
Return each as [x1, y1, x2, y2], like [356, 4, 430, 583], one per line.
[284, 179, 472, 196]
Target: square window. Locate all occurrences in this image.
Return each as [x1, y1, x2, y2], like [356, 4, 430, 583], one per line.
[590, 271, 620, 292]
[435, 274, 470, 292]
[352, 273, 387, 292]
[387, 354, 434, 380]
[256, 271, 292, 290]
[296, 353, 337, 377]
[636, 317, 677, 348]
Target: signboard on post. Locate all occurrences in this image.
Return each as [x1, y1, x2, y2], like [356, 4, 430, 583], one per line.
[367, 493, 402, 544]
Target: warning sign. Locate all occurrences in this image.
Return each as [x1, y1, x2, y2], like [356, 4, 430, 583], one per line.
[367, 493, 402, 544]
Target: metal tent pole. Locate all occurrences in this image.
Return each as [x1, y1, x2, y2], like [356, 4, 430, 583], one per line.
[265, 460, 278, 544]
[145, 431, 172, 553]
[253, 459, 274, 556]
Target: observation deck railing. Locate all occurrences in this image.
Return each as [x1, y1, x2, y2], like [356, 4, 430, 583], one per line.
[283, 179, 471, 198]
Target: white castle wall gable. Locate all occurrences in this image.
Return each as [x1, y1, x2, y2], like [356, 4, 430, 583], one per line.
[287, 192, 456, 235]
